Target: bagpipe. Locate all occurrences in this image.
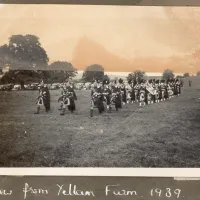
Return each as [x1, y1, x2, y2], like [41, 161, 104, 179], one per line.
[91, 92, 103, 106]
[36, 95, 44, 105]
[36, 90, 47, 105]
[58, 92, 74, 106]
[110, 92, 121, 104]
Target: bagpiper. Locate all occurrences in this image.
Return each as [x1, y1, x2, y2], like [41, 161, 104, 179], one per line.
[111, 79, 122, 109]
[134, 80, 140, 103]
[102, 79, 112, 110]
[119, 78, 126, 105]
[58, 78, 77, 115]
[58, 83, 67, 111]
[173, 78, 181, 96]
[153, 79, 160, 103]
[91, 79, 103, 96]
[34, 80, 51, 114]
[138, 79, 146, 106]
[160, 79, 166, 101]
[127, 79, 135, 103]
[90, 79, 105, 114]
[146, 79, 154, 104]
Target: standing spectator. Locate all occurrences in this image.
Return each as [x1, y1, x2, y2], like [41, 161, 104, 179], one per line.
[189, 80, 192, 87]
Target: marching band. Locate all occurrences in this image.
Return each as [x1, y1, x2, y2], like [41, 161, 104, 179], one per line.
[34, 77, 182, 116]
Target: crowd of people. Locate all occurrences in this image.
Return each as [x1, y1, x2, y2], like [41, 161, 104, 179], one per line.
[89, 78, 182, 116]
[34, 77, 182, 117]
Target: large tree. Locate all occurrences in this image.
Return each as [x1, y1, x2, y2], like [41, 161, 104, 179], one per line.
[48, 61, 77, 83]
[0, 44, 11, 69]
[8, 34, 49, 70]
[162, 69, 175, 81]
[0, 34, 49, 88]
[183, 72, 190, 78]
[127, 70, 145, 83]
[82, 64, 104, 82]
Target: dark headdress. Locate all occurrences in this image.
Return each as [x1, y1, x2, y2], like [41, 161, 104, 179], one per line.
[103, 79, 110, 85]
[119, 78, 123, 84]
[128, 79, 132, 85]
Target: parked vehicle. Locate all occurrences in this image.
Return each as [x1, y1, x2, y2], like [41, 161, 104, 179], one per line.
[0, 84, 14, 91]
[50, 83, 59, 90]
[12, 84, 21, 90]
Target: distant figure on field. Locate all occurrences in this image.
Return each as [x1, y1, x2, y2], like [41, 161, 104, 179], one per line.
[189, 80, 192, 87]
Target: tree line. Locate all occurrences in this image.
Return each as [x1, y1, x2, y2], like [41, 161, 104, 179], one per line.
[0, 34, 198, 88]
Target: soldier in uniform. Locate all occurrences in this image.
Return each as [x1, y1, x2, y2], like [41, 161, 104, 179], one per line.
[134, 79, 140, 102]
[160, 80, 166, 101]
[127, 79, 135, 103]
[174, 79, 181, 96]
[176, 78, 181, 95]
[91, 80, 103, 95]
[153, 79, 160, 103]
[66, 79, 77, 113]
[102, 79, 112, 110]
[58, 83, 67, 111]
[119, 78, 126, 105]
[91, 79, 104, 113]
[44, 83, 51, 112]
[34, 81, 51, 114]
[189, 80, 192, 87]
[138, 79, 146, 106]
[111, 79, 122, 109]
[58, 79, 77, 115]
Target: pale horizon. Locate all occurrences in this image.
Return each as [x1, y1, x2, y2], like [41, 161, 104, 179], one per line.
[73, 70, 185, 80]
[1, 5, 200, 73]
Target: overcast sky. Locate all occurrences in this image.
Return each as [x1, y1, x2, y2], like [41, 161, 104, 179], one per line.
[0, 5, 200, 72]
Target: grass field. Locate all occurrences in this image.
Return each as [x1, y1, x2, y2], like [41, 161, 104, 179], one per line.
[0, 77, 200, 167]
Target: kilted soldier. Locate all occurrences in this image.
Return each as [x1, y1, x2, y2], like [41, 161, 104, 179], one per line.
[91, 80, 103, 95]
[58, 83, 67, 111]
[91, 79, 105, 113]
[111, 80, 122, 109]
[164, 80, 168, 99]
[170, 79, 175, 97]
[102, 79, 112, 110]
[119, 78, 126, 105]
[112, 80, 121, 93]
[59, 80, 77, 115]
[177, 78, 181, 95]
[138, 79, 146, 106]
[145, 79, 152, 104]
[134, 81, 140, 102]
[127, 79, 136, 103]
[174, 79, 177, 95]
[167, 79, 173, 98]
[67, 80, 77, 112]
[160, 80, 166, 101]
[154, 80, 160, 103]
[34, 81, 51, 114]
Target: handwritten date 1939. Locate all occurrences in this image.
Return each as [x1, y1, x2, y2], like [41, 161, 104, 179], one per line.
[150, 188, 181, 198]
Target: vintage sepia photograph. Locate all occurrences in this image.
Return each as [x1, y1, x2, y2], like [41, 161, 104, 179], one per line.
[0, 5, 200, 168]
